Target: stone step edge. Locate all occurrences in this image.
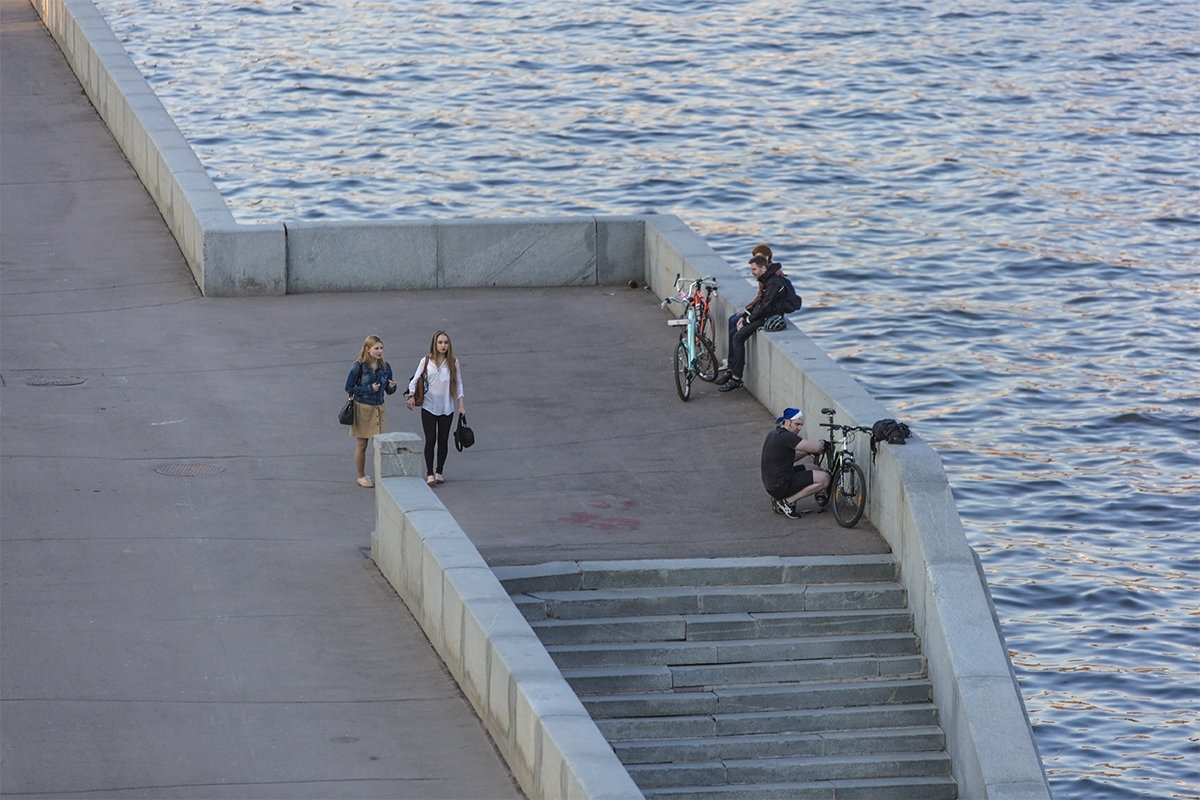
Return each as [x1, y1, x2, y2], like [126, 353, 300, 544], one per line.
[595, 704, 944, 742]
[624, 750, 954, 787]
[581, 676, 933, 705]
[511, 581, 905, 602]
[639, 774, 958, 798]
[547, 630, 917, 654]
[528, 606, 913, 629]
[495, 554, 898, 593]
[610, 723, 948, 750]
[622, 750, 953, 775]
[560, 653, 927, 686]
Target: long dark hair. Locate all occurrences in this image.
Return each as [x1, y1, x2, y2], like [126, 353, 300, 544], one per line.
[427, 330, 458, 395]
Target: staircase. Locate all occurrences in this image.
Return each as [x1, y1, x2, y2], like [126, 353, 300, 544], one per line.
[497, 555, 958, 800]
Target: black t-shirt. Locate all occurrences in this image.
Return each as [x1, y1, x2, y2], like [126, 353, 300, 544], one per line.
[761, 426, 801, 492]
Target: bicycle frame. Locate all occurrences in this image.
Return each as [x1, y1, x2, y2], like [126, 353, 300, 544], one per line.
[816, 407, 873, 528]
[661, 275, 719, 401]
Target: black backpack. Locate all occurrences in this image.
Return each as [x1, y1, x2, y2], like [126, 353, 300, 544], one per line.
[870, 418, 912, 461]
[778, 276, 803, 314]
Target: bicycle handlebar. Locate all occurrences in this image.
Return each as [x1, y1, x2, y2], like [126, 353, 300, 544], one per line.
[673, 275, 719, 292]
[819, 422, 873, 433]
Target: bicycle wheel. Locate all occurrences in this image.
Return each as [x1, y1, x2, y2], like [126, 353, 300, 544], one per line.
[673, 339, 691, 401]
[694, 333, 719, 382]
[831, 460, 867, 528]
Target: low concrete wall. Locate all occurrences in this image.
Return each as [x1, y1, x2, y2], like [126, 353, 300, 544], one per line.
[370, 433, 643, 800]
[30, 0, 645, 296]
[642, 226, 1051, 800]
[31, 0, 284, 296]
[285, 216, 643, 293]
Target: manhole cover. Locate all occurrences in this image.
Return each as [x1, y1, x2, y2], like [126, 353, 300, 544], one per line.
[154, 463, 225, 477]
[24, 376, 86, 386]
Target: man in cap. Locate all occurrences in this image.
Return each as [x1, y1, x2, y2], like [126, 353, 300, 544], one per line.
[761, 407, 829, 518]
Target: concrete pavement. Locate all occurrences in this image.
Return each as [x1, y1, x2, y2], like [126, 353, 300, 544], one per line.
[0, 1, 887, 796]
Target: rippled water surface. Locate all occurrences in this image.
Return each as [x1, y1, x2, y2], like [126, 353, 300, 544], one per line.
[94, 0, 1199, 796]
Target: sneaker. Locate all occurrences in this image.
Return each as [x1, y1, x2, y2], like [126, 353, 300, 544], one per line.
[778, 500, 803, 519]
[356, 476, 374, 488]
[715, 371, 733, 386]
[771, 497, 787, 515]
[718, 377, 743, 392]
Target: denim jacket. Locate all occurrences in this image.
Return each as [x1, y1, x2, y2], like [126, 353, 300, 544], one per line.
[345, 361, 396, 406]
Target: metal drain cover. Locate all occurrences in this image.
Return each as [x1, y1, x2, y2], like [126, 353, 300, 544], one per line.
[154, 463, 225, 477]
[25, 376, 85, 386]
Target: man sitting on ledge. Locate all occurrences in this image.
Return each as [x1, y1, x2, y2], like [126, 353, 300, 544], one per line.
[718, 251, 791, 393]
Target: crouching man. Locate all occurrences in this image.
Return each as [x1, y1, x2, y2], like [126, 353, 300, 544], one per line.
[762, 407, 829, 519]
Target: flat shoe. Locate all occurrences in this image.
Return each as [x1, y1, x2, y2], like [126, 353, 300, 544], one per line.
[356, 476, 374, 488]
[434, 474, 444, 485]
[426, 475, 436, 486]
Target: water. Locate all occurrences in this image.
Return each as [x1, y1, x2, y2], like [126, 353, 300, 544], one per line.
[92, 0, 1200, 796]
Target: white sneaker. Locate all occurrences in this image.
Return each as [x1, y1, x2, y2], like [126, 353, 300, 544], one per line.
[771, 498, 803, 519]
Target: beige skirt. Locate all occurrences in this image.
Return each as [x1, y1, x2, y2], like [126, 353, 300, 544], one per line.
[349, 401, 385, 439]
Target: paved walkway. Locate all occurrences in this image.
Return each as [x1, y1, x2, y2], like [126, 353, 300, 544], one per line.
[0, 1, 886, 796]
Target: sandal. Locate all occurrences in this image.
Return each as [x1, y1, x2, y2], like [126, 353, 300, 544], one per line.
[356, 476, 374, 488]
[426, 475, 436, 486]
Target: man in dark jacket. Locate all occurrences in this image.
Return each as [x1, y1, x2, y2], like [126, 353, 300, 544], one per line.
[718, 254, 789, 392]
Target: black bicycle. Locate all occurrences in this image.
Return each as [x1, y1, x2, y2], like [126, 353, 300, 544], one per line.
[812, 408, 873, 528]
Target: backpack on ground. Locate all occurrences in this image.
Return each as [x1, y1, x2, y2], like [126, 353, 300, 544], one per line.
[870, 418, 912, 461]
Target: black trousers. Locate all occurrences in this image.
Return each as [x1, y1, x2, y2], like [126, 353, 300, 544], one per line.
[421, 409, 453, 475]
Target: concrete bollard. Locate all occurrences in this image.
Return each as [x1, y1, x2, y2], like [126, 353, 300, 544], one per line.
[373, 431, 425, 478]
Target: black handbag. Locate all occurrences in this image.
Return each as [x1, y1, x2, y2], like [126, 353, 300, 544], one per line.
[453, 413, 475, 451]
[339, 362, 362, 425]
[338, 395, 354, 425]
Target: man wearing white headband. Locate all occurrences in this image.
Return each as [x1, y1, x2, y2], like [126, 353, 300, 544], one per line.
[761, 407, 830, 519]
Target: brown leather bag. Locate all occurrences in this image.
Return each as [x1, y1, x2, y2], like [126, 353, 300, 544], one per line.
[412, 357, 427, 406]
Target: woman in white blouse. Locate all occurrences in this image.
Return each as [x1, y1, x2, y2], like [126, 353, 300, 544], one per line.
[405, 330, 466, 486]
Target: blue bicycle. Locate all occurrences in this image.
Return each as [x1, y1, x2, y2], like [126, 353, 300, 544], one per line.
[660, 275, 719, 401]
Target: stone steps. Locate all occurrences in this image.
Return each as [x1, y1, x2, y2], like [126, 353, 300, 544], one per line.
[642, 775, 959, 799]
[594, 703, 944, 741]
[560, 653, 928, 694]
[612, 725, 947, 763]
[496, 557, 957, 799]
[528, 608, 917, 644]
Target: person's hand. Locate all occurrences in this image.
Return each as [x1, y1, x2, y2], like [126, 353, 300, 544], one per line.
[387, 379, 396, 389]
[406, 396, 415, 410]
[372, 382, 381, 391]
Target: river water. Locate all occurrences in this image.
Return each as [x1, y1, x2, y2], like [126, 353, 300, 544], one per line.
[92, 0, 1199, 796]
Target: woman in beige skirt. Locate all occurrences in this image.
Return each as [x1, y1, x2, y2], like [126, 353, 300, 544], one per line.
[345, 334, 397, 487]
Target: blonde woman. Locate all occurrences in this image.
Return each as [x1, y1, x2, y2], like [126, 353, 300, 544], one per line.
[405, 330, 466, 486]
[345, 334, 397, 488]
